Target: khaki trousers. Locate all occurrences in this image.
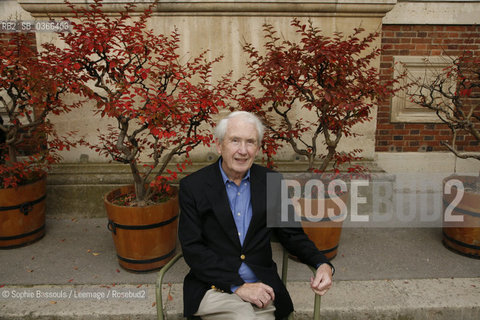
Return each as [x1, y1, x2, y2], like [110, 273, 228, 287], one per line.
[194, 289, 276, 320]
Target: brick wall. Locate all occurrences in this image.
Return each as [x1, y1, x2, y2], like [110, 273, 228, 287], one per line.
[376, 25, 480, 152]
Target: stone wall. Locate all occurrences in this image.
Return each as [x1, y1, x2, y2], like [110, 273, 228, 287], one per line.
[6, 0, 396, 216]
[20, 0, 396, 164]
[4, 0, 480, 216]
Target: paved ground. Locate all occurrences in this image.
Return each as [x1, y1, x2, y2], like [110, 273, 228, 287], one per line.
[1, 218, 480, 319]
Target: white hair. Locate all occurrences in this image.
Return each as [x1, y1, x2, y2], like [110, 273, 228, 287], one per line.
[215, 111, 264, 143]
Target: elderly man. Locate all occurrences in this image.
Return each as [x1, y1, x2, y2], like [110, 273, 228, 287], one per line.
[178, 111, 334, 320]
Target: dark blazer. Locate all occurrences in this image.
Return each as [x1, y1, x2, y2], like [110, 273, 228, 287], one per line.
[178, 159, 330, 319]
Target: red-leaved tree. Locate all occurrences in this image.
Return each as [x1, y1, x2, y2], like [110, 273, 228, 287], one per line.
[0, 32, 81, 188]
[238, 19, 399, 173]
[58, 0, 231, 205]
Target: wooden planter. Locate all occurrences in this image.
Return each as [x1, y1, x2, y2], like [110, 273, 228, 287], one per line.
[0, 177, 46, 248]
[105, 186, 179, 272]
[442, 175, 480, 259]
[299, 192, 348, 260]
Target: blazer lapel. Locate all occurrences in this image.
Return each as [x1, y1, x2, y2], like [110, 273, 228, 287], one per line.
[244, 164, 267, 246]
[205, 160, 242, 249]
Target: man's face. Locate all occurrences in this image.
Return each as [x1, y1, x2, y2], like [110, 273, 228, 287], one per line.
[216, 116, 261, 182]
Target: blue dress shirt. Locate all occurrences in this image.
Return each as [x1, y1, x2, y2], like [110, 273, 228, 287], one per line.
[218, 160, 259, 292]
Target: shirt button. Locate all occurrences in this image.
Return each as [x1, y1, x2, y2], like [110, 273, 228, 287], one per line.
[240, 254, 245, 260]
[237, 212, 241, 216]
[237, 192, 241, 196]
[238, 232, 241, 237]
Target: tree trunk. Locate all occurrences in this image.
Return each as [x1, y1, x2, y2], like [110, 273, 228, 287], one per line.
[7, 144, 17, 164]
[129, 161, 146, 204]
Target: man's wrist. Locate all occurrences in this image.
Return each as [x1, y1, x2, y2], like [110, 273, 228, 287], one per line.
[316, 262, 335, 276]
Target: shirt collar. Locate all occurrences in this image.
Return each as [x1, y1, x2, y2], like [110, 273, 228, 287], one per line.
[219, 158, 250, 185]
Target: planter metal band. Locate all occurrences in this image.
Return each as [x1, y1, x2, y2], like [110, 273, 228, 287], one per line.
[300, 213, 347, 222]
[443, 231, 480, 251]
[116, 248, 176, 265]
[0, 194, 46, 216]
[0, 224, 45, 241]
[107, 214, 179, 235]
[443, 198, 480, 218]
[319, 245, 338, 255]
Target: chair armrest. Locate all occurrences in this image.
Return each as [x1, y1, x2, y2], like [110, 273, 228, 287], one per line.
[156, 252, 184, 320]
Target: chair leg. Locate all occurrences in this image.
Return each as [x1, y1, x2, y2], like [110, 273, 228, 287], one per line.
[281, 248, 294, 319]
[308, 265, 322, 320]
[313, 294, 321, 320]
[156, 252, 184, 320]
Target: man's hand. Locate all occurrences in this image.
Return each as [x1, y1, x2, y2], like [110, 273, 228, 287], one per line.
[310, 263, 333, 296]
[234, 282, 275, 308]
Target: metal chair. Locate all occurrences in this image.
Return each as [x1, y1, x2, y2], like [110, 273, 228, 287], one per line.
[155, 246, 321, 320]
